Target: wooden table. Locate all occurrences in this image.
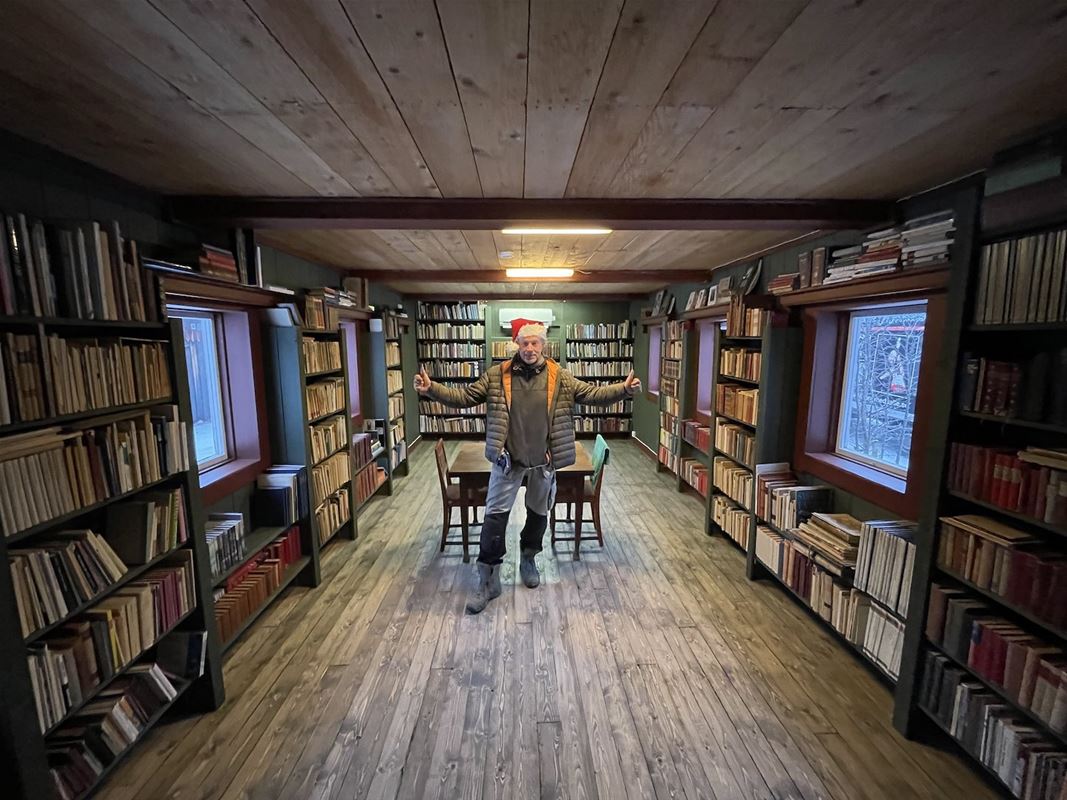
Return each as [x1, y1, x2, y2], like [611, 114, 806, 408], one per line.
[449, 441, 595, 560]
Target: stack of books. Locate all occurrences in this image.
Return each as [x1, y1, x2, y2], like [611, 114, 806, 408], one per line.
[417, 300, 486, 321]
[920, 649, 1067, 797]
[680, 419, 710, 452]
[309, 415, 348, 464]
[854, 519, 918, 618]
[315, 486, 350, 544]
[310, 451, 349, 509]
[900, 210, 955, 269]
[0, 212, 160, 322]
[213, 525, 301, 644]
[355, 461, 386, 506]
[715, 419, 755, 466]
[719, 347, 761, 381]
[712, 456, 752, 509]
[712, 494, 750, 549]
[793, 513, 863, 574]
[197, 245, 239, 282]
[679, 457, 708, 497]
[768, 272, 799, 295]
[825, 227, 901, 284]
[715, 384, 758, 424]
[204, 512, 246, 579]
[973, 227, 1067, 325]
[824, 244, 862, 282]
[253, 465, 308, 528]
[947, 444, 1067, 526]
[305, 377, 345, 420]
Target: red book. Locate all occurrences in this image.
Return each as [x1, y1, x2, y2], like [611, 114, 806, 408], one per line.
[981, 448, 998, 501]
[990, 452, 1007, 505]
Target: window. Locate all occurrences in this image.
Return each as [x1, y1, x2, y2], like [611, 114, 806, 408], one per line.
[648, 325, 662, 395]
[172, 310, 232, 469]
[694, 319, 718, 417]
[341, 319, 362, 421]
[794, 295, 943, 519]
[835, 306, 926, 476]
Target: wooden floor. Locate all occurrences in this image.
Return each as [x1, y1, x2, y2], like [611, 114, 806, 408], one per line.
[97, 440, 998, 800]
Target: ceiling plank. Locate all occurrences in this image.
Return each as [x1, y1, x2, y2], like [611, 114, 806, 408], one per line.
[56, 0, 353, 197]
[564, 0, 718, 197]
[609, 0, 809, 197]
[148, 0, 397, 195]
[246, 0, 441, 196]
[340, 0, 483, 196]
[461, 230, 502, 267]
[437, 0, 528, 196]
[524, 0, 623, 197]
[345, 268, 709, 283]
[169, 196, 893, 229]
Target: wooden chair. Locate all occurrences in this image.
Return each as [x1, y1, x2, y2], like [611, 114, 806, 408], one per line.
[435, 439, 485, 562]
[551, 434, 610, 547]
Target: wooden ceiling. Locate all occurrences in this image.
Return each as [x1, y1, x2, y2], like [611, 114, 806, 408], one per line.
[0, 0, 1065, 295]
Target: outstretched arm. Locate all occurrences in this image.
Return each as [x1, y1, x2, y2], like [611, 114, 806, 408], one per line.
[572, 369, 642, 405]
[414, 364, 490, 408]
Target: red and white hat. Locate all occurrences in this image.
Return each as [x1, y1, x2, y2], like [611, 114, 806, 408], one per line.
[510, 317, 547, 342]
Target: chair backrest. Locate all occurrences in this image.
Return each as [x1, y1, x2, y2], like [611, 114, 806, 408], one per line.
[434, 439, 451, 499]
[591, 434, 610, 493]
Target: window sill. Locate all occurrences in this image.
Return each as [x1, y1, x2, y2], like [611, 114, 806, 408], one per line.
[797, 450, 913, 516]
[647, 390, 660, 401]
[199, 457, 266, 506]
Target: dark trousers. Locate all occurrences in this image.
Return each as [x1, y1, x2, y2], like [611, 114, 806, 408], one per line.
[478, 507, 547, 566]
[477, 462, 555, 566]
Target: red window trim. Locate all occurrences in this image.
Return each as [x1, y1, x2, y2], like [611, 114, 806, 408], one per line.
[793, 292, 945, 519]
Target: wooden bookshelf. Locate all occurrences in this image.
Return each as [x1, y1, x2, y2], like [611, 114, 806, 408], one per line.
[416, 301, 487, 438]
[656, 318, 683, 477]
[567, 320, 634, 437]
[0, 317, 224, 800]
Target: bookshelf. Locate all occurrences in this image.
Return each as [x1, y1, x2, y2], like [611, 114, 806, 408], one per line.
[656, 319, 684, 475]
[675, 313, 722, 531]
[360, 311, 411, 497]
[891, 179, 1067, 790]
[382, 310, 411, 478]
[567, 320, 634, 437]
[416, 300, 487, 437]
[264, 325, 356, 588]
[0, 316, 225, 800]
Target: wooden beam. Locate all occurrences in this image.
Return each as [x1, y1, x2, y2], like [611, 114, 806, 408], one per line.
[167, 196, 893, 231]
[404, 292, 646, 301]
[346, 268, 707, 283]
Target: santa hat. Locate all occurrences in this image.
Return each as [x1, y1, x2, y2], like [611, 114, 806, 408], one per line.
[511, 317, 547, 343]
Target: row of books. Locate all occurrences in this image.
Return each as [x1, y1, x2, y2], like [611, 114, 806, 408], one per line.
[716, 384, 758, 425]
[310, 451, 349, 509]
[419, 401, 485, 417]
[725, 297, 766, 337]
[0, 212, 160, 322]
[195, 244, 239, 282]
[680, 419, 710, 452]
[386, 369, 403, 395]
[719, 347, 761, 382]
[214, 525, 302, 644]
[425, 360, 482, 379]
[712, 495, 750, 550]
[659, 426, 680, 457]
[658, 444, 680, 475]
[49, 663, 183, 800]
[387, 395, 404, 421]
[680, 457, 708, 497]
[489, 340, 518, 359]
[303, 291, 338, 331]
[253, 466, 308, 528]
[714, 420, 754, 467]
[302, 337, 341, 375]
[419, 415, 486, 433]
[382, 311, 409, 340]
[974, 228, 1067, 326]
[385, 341, 400, 367]
[663, 339, 683, 360]
[352, 432, 377, 470]
[920, 649, 1066, 799]
[766, 481, 832, 532]
[854, 519, 917, 618]
[204, 512, 246, 579]
[791, 513, 862, 574]
[566, 342, 633, 359]
[305, 377, 344, 421]
[0, 407, 188, 538]
[567, 322, 633, 339]
[310, 414, 348, 465]
[416, 322, 484, 339]
[315, 487, 350, 545]
[824, 211, 954, 285]
[661, 359, 681, 380]
[958, 349, 1067, 425]
[929, 585, 1067, 735]
[662, 378, 681, 401]
[575, 398, 632, 414]
[574, 416, 631, 433]
[11, 531, 127, 639]
[713, 456, 752, 510]
[947, 444, 1067, 527]
[354, 461, 386, 506]
[28, 551, 195, 733]
[660, 395, 680, 417]
[937, 514, 1065, 630]
[572, 360, 633, 378]
[665, 320, 684, 341]
[416, 342, 485, 359]
[416, 301, 486, 322]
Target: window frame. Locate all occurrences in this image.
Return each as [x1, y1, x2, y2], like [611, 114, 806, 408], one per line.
[340, 318, 364, 426]
[692, 318, 718, 421]
[170, 308, 235, 471]
[794, 293, 945, 519]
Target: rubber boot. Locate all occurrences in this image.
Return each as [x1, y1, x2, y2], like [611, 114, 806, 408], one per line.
[519, 549, 541, 589]
[467, 562, 501, 615]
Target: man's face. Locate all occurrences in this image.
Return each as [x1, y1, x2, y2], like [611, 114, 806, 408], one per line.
[517, 335, 544, 364]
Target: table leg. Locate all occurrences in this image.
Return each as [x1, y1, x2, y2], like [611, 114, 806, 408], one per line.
[572, 479, 584, 561]
[459, 480, 470, 563]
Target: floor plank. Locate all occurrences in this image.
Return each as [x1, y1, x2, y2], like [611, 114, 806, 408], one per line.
[97, 440, 1001, 800]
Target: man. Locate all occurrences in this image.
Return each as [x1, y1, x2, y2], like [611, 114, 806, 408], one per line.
[414, 319, 641, 614]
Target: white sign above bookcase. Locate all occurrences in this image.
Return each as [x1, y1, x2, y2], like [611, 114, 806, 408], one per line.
[498, 308, 557, 331]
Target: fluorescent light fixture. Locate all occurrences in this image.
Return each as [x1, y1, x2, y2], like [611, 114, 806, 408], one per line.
[505, 268, 574, 279]
[500, 226, 612, 235]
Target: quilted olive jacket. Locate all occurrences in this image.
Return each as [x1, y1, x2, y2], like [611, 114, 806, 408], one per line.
[425, 358, 629, 468]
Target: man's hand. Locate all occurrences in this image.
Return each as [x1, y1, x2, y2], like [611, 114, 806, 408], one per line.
[623, 369, 642, 396]
[413, 365, 432, 395]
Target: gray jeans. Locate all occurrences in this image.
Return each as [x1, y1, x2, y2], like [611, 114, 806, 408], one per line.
[477, 462, 557, 565]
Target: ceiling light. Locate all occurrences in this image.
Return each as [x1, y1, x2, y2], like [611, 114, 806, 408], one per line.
[500, 227, 612, 235]
[505, 268, 574, 279]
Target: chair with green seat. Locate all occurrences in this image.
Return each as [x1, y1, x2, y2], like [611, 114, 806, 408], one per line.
[551, 434, 610, 547]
